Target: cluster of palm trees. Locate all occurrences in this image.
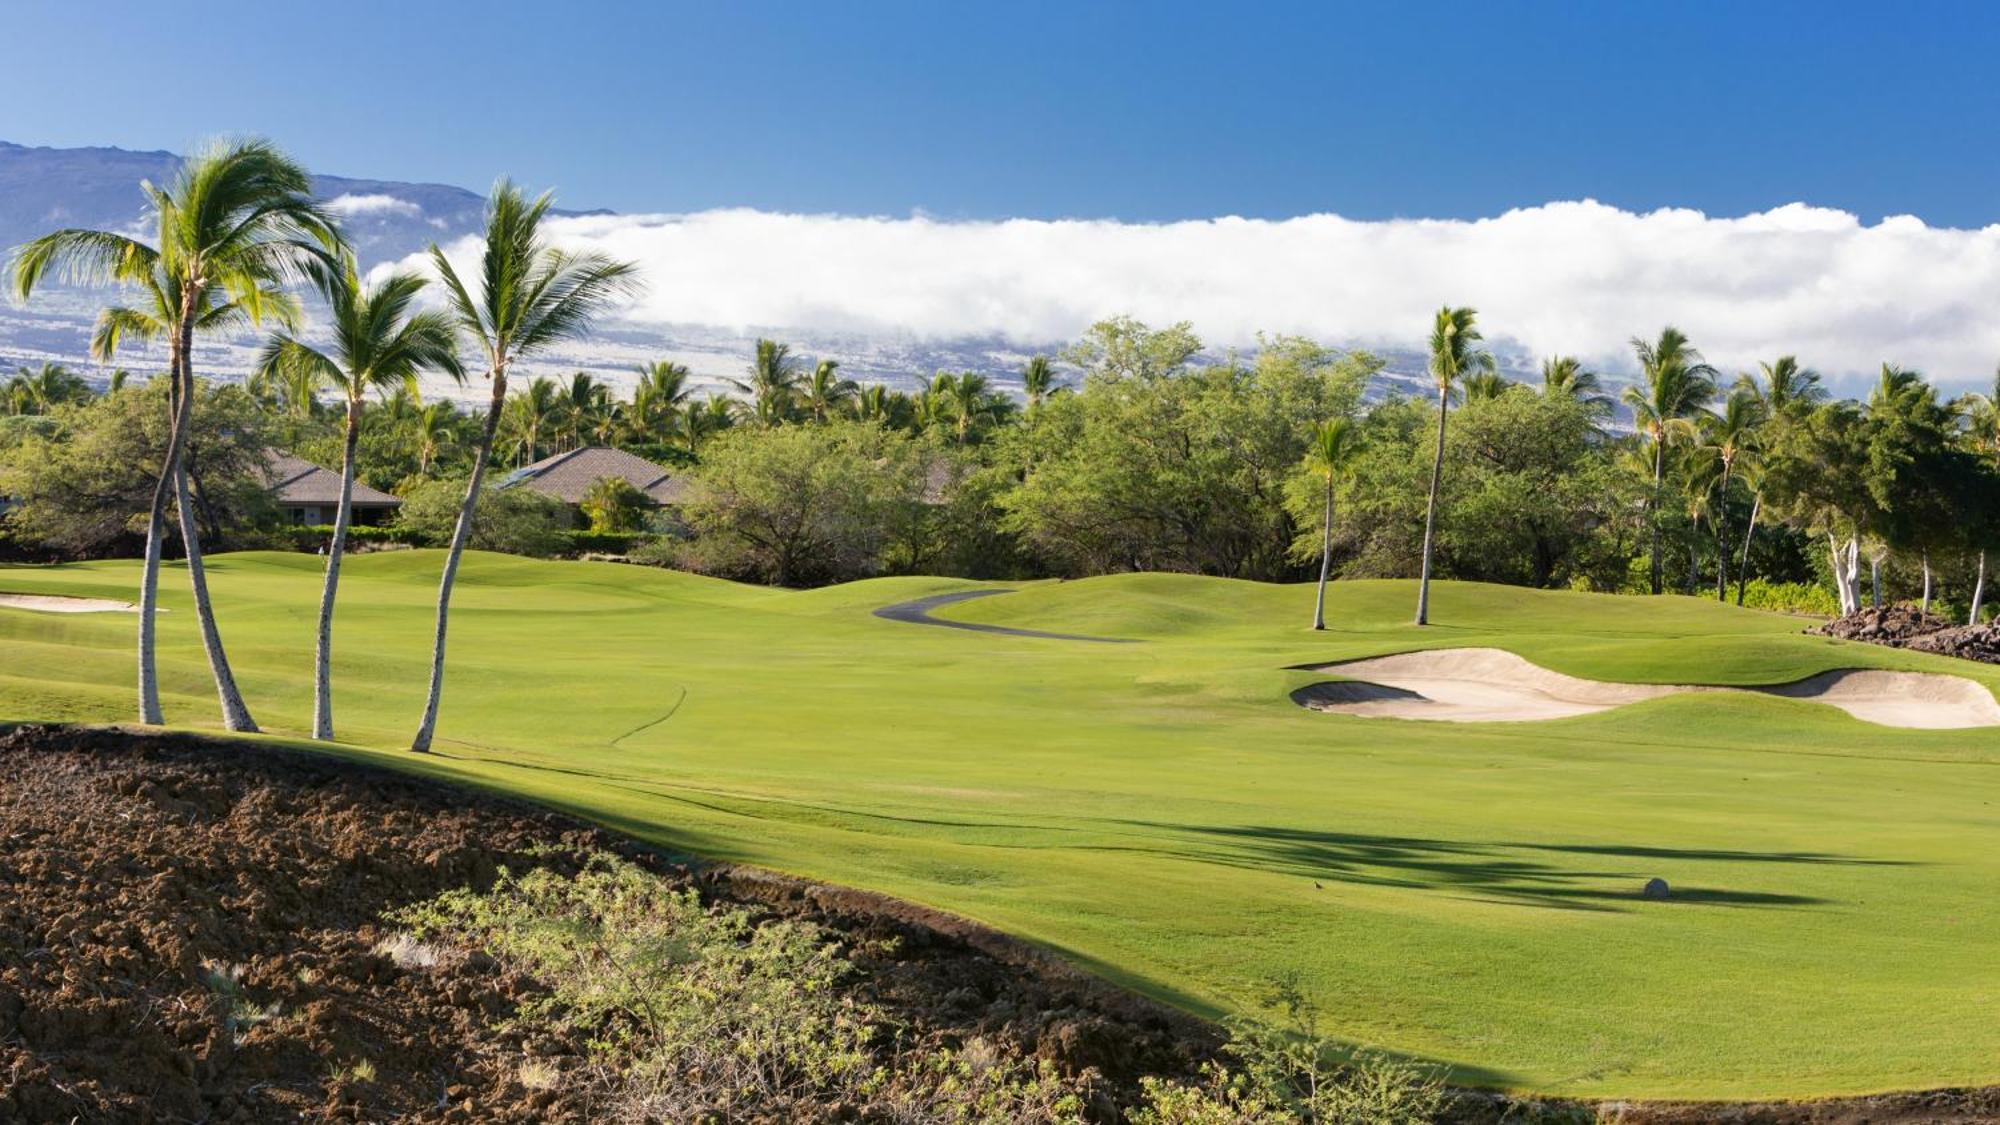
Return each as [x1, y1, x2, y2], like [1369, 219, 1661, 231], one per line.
[12, 137, 636, 750]
[1, 362, 98, 415]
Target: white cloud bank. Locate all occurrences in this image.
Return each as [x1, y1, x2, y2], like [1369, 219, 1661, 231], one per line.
[426, 200, 2000, 388]
[326, 192, 422, 218]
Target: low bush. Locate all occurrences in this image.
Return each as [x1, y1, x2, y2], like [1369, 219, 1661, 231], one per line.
[283, 524, 428, 552]
[1736, 578, 1841, 617]
[391, 851, 1448, 1124]
[560, 530, 653, 557]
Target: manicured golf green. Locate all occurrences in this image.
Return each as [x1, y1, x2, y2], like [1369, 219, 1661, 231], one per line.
[3, 551, 1998, 1099]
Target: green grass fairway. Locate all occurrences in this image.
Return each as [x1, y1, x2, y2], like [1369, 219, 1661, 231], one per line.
[5, 551, 1999, 1099]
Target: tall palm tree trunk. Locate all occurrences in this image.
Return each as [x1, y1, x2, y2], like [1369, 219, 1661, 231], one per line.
[412, 370, 506, 753]
[314, 397, 361, 740]
[135, 351, 195, 725]
[174, 464, 257, 732]
[1971, 550, 1987, 625]
[170, 333, 258, 733]
[1414, 386, 1449, 626]
[1312, 474, 1333, 630]
[1921, 551, 1933, 615]
[1734, 494, 1761, 606]
[1712, 467, 1733, 601]
[1648, 439, 1665, 595]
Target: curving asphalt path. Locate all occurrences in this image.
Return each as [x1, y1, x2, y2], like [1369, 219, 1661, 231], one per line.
[872, 588, 1134, 643]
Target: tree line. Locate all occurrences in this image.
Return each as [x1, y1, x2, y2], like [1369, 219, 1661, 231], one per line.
[9, 136, 1999, 747]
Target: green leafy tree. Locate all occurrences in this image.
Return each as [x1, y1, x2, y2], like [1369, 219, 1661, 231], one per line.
[411, 181, 639, 753]
[580, 475, 650, 532]
[256, 257, 459, 740]
[11, 137, 335, 729]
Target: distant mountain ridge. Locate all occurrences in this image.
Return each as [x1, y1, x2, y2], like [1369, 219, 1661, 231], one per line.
[0, 140, 1521, 404]
[0, 140, 601, 263]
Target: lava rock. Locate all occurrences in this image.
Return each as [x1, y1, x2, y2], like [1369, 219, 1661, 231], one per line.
[1643, 877, 1671, 900]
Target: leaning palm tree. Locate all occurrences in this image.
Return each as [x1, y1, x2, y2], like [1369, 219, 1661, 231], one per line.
[1305, 417, 1360, 630]
[11, 137, 335, 729]
[411, 182, 639, 754]
[1415, 306, 1493, 626]
[256, 256, 460, 741]
[1624, 327, 1718, 594]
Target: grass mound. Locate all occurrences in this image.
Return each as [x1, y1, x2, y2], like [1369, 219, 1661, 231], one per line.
[3, 552, 2000, 1099]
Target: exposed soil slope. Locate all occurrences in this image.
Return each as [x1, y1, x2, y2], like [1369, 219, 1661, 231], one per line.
[0, 725, 1207, 1123]
[2, 724, 1995, 1124]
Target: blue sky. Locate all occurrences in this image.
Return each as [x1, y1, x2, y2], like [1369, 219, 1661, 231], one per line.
[6, 1, 1995, 226]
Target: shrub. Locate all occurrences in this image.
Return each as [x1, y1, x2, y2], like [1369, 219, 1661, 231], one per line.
[561, 530, 652, 557]
[394, 476, 569, 557]
[1736, 577, 1841, 617]
[284, 524, 427, 552]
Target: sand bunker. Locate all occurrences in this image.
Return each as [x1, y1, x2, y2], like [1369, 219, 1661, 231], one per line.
[0, 592, 141, 614]
[1294, 647, 2000, 730]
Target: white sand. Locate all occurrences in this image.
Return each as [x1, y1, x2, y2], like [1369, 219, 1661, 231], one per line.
[0, 592, 141, 614]
[1295, 647, 2000, 730]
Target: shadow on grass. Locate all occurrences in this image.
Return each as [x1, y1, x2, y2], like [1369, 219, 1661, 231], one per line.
[1107, 822, 1859, 912]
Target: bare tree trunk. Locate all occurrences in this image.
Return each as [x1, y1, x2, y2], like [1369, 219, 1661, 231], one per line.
[1921, 550, 1933, 616]
[1734, 494, 1761, 606]
[1972, 550, 1987, 625]
[1686, 513, 1701, 594]
[1712, 466, 1733, 601]
[1312, 474, 1333, 630]
[1415, 384, 1449, 625]
[412, 369, 507, 753]
[314, 396, 361, 741]
[1870, 552, 1882, 610]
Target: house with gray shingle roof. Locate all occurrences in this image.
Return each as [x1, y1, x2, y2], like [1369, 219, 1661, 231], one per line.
[261, 451, 402, 526]
[497, 446, 688, 516]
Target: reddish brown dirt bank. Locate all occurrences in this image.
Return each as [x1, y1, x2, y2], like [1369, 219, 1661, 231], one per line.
[0, 724, 1993, 1123]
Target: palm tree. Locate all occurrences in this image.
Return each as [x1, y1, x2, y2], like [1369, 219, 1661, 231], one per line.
[804, 359, 857, 423]
[1737, 355, 1827, 422]
[1698, 390, 1763, 600]
[852, 383, 891, 423]
[630, 359, 692, 442]
[504, 376, 561, 465]
[939, 371, 1007, 443]
[1460, 371, 1511, 402]
[1624, 327, 1718, 594]
[730, 339, 802, 425]
[4, 362, 91, 414]
[11, 137, 335, 729]
[1733, 459, 1770, 607]
[411, 182, 638, 754]
[1305, 418, 1360, 630]
[1540, 356, 1611, 416]
[681, 395, 738, 455]
[1022, 355, 1063, 409]
[413, 401, 459, 475]
[1958, 370, 2000, 622]
[256, 256, 459, 741]
[555, 371, 611, 451]
[1415, 307, 1493, 626]
[106, 369, 131, 395]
